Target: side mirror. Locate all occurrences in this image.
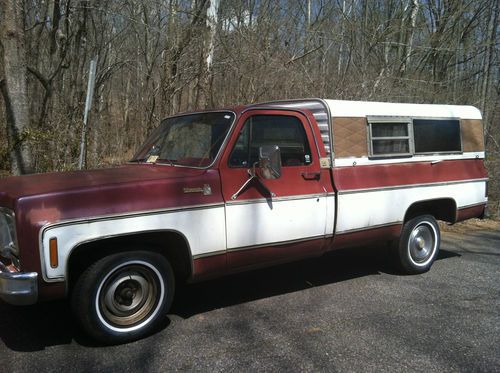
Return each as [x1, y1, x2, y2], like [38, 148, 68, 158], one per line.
[231, 145, 281, 200]
[259, 145, 282, 180]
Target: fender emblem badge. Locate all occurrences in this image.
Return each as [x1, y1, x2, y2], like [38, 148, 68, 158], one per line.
[183, 184, 212, 196]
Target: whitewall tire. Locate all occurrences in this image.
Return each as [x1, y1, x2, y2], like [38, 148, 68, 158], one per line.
[71, 251, 174, 344]
[395, 215, 440, 274]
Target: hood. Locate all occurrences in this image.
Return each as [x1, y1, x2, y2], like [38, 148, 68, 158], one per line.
[0, 165, 223, 226]
[2, 163, 222, 218]
[0, 164, 205, 204]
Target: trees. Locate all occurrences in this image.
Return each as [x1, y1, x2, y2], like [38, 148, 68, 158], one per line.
[0, 0, 33, 175]
[0, 0, 498, 176]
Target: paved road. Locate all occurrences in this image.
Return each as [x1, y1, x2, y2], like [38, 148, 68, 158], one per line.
[1, 226, 499, 372]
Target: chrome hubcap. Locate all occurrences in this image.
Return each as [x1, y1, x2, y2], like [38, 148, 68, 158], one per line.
[99, 266, 158, 327]
[409, 224, 435, 264]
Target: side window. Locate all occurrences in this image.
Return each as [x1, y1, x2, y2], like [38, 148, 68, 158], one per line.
[369, 121, 412, 156]
[229, 115, 312, 167]
[413, 119, 461, 153]
[368, 117, 463, 157]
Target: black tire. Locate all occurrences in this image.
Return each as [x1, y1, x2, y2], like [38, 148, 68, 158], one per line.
[395, 215, 440, 274]
[71, 251, 174, 344]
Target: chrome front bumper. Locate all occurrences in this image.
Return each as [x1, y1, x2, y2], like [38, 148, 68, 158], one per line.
[0, 261, 38, 305]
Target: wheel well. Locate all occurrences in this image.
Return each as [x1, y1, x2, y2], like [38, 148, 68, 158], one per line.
[404, 198, 457, 224]
[67, 231, 192, 293]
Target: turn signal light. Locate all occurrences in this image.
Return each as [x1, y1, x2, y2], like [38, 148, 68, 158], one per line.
[49, 238, 58, 268]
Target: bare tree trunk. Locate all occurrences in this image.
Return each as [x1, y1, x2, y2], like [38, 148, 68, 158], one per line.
[163, 0, 207, 112]
[481, 1, 499, 148]
[360, 0, 369, 74]
[399, 0, 419, 75]
[123, 72, 131, 129]
[337, 0, 346, 77]
[197, 0, 220, 108]
[306, 0, 311, 53]
[64, 0, 89, 167]
[0, 1, 33, 175]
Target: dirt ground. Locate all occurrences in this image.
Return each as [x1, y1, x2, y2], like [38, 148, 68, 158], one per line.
[440, 218, 500, 234]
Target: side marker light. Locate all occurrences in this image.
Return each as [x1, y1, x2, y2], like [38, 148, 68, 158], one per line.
[49, 238, 59, 268]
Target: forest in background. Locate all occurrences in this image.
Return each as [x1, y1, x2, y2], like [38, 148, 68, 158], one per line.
[1, 0, 499, 215]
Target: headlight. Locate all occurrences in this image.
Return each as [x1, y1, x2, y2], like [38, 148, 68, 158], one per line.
[0, 208, 18, 259]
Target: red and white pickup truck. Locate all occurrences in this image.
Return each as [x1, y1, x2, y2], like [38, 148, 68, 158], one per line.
[0, 99, 488, 343]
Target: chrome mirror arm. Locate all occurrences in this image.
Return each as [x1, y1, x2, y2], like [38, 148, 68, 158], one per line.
[231, 165, 276, 200]
[231, 168, 256, 200]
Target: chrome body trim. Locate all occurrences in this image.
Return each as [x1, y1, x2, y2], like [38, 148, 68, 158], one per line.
[225, 193, 328, 206]
[335, 222, 403, 235]
[41, 227, 197, 286]
[226, 234, 327, 253]
[192, 234, 332, 259]
[334, 152, 485, 167]
[457, 202, 488, 210]
[192, 250, 226, 260]
[40, 202, 225, 231]
[0, 261, 38, 305]
[338, 178, 489, 195]
[318, 98, 334, 162]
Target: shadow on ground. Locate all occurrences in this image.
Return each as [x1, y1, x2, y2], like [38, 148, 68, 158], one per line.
[0, 245, 459, 352]
[171, 246, 459, 318]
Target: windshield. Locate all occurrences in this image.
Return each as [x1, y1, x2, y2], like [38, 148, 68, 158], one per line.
[132, 112, 235, 167]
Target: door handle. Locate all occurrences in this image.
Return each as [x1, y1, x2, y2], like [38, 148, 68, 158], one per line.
[301, 172, 321, 180]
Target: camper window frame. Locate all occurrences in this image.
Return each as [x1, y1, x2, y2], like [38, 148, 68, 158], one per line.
[367, 117, 413, 158]
[367, 116, 464, 158]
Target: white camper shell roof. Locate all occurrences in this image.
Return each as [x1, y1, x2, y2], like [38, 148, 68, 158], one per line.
[324, 99, 482, 120]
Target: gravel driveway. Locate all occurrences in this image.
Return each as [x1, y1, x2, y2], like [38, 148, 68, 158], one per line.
[1, 220, 499, 372]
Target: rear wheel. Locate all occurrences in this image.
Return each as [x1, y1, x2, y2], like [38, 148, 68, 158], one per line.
[71, 251, 174, 344]
[395, 215, 440, 274]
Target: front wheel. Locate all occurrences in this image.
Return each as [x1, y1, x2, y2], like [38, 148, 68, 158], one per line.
[394, 215, 440, 274]
[71, 251, 174, 344]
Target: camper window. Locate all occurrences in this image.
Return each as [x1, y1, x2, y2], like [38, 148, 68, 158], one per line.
[413, 119, 462, 154]
[368, 119, 413, 157]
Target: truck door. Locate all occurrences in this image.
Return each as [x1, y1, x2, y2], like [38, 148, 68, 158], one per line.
[219, 109, 329, 269]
